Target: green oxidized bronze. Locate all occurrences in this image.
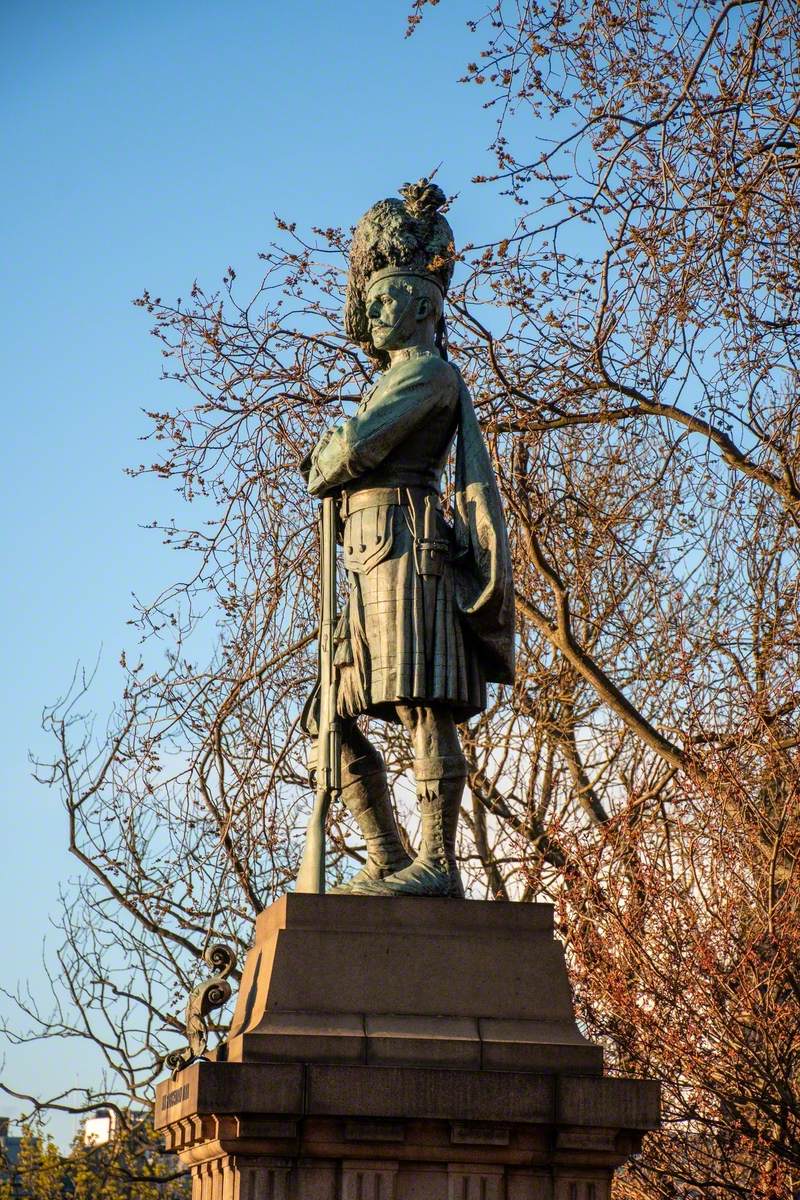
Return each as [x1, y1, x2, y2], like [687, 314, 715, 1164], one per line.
[299, 180, 515, 898]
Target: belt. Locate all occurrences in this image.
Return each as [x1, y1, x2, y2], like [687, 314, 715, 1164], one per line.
[339, 486, 438, 518]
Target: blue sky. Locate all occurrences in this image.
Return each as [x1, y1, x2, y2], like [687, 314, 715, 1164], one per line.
[0, 0, 514, 1144]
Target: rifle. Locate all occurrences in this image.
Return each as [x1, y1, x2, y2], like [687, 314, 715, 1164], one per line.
[295, 494, 341, 893]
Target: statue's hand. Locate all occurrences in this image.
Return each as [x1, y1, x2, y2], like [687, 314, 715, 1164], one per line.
[299, 450, 313, 483]
[301, 681, 321, 738]
[301, 427, 337, 494]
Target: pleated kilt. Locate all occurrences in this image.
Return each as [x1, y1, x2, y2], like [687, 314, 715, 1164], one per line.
[335, 495, 486, 723]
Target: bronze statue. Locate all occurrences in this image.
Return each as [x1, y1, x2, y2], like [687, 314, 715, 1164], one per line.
[301, 181, 515, 898]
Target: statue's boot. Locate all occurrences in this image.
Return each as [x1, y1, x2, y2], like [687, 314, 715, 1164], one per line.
[350, 755, 467, 898]
[331, 746, 413, 893]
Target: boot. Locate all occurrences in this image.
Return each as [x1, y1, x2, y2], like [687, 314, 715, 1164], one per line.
[331, 752, 413, 893]
[351, 755, 467, 898]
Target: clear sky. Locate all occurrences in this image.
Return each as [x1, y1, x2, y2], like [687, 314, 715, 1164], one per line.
[0, 0, 512, 1144]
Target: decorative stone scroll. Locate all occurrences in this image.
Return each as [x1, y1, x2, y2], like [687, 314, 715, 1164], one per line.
[165, 943, 237, 1079]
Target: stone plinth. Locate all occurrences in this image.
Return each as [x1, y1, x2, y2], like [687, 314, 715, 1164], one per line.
[156, 895, 659, 1200]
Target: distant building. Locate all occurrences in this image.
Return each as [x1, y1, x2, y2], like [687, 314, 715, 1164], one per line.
[0, 1118, 25, 1198]
[82, 1108, 118, 1147]
[0, 1118, 23, 1169]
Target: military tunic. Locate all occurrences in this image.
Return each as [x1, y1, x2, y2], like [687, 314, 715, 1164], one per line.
[307, 348, 486, 723]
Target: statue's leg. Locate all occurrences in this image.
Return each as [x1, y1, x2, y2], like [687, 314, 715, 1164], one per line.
[331, 720, 413, 893]
[351, 706, 467, 898]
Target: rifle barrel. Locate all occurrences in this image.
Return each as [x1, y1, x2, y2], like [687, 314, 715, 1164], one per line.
[296, 494, 340, 893]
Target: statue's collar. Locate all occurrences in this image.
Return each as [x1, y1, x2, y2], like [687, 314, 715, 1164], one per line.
[389, 346, 438, 366]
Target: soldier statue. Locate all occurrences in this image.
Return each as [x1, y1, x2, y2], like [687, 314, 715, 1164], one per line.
[302, 180, 515, 898]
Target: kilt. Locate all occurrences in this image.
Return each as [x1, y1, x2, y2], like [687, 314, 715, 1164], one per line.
[335, 497, 486, 723]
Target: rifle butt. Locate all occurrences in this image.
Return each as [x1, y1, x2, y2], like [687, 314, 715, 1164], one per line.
[295, 788, 331, 894]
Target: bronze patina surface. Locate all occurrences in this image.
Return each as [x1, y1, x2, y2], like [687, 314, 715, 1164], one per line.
[302, 181, 515, 898]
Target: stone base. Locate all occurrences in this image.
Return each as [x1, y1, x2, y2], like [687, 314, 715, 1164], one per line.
[173, 1158, 620, 1200]
[156, 896, 659, 1200]
[219, 894, 602, 1075]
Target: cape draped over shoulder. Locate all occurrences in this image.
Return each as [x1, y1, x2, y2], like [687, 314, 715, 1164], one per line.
[451, 368, 516, 686]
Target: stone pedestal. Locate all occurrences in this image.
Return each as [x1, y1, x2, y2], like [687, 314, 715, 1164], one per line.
[156, 895, 659, 1200]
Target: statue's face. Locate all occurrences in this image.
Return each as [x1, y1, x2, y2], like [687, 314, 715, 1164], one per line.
[366, 278, 423, 351]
